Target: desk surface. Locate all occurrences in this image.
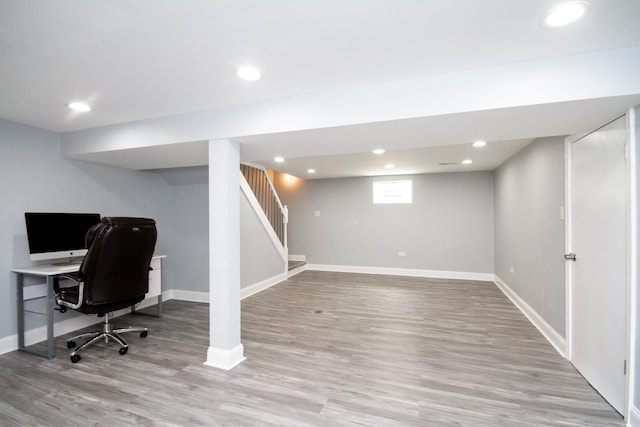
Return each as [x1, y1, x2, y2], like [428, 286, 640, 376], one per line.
[13, 254, 166, 276]
[12, 263, 81, 276]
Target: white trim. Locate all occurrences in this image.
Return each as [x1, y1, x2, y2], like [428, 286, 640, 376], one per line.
[629, 405, 640, 427]
[494, 275, 566, 358]
[564, 135, 574, 360]
[288, 254, 306, 262]
[0, 334, 17, 355]
[240, 272, 287, 300]
[626, 106, 638, 422]
[204, 343, 245, 370]
[164, 273, 289, 303]
[166, 289, 209, 303]
[306, 263, 494, 282]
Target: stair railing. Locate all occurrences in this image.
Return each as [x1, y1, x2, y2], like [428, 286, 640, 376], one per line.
[240, 163, 288, 249]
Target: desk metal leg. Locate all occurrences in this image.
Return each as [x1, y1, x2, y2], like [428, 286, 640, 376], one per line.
[45, 276, 55, 359]
[16, 273, 25, 351]
[131, 294, 163, 318]
[15, 273, 56, 359]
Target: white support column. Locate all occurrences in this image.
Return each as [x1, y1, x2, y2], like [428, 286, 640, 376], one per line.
[204, 139, 245, 370]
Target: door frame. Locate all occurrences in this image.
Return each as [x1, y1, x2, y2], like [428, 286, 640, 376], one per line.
[564, 110, 637, 420]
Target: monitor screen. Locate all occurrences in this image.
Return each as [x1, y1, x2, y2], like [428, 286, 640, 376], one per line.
[24, 212, 101, 261]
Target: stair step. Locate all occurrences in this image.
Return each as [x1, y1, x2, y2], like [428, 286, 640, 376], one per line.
[288, 260, 306, 271]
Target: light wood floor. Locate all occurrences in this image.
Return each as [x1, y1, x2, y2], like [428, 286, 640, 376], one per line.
[0, 271, 624, 426]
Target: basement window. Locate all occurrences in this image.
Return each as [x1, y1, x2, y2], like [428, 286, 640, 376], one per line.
[373, 180, 412, 204]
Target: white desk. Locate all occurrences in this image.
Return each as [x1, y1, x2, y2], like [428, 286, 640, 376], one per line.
[13, 255, 165, 359]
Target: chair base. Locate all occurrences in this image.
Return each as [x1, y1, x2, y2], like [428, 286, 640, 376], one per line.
[66, 313, 148, 363]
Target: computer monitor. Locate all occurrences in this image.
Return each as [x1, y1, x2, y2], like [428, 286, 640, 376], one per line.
[24, 212, 101, 262]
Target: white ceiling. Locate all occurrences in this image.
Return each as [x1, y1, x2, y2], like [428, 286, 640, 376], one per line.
[1, 1, 640, 178]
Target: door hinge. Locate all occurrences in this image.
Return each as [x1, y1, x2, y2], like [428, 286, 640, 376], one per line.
[624, 360, 627, 375]
[625, 143, 629, 160]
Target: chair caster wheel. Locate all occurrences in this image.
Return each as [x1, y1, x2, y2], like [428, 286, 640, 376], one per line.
[119, 347, 128, 355]
[140, 330, 148, 338]
[70, 354, 81, 363]
[67, 340, 76, 349]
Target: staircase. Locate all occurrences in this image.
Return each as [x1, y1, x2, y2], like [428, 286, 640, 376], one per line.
[240, 163, 287, 248]
[240, 163, 307, 278]
[288, 260, 305, 270]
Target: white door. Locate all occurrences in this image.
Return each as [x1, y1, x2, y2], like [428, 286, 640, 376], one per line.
[568, 115, 628, 414]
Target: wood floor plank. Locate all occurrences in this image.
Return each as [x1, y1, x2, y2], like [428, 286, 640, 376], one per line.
[0, 271, 624, 426]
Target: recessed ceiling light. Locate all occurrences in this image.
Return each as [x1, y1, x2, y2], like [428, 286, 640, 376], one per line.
[274, 156, 284, 163]
[373, 149, 386, 155]
[543, 1, 590, 28]
[236, 65, 262, 81]
[67, 102, 91, 112]
[472, 140, 487, 148]
[307, 169, 316, 174]
[462, 159, 473, 165]
[384, 163, 394, 169]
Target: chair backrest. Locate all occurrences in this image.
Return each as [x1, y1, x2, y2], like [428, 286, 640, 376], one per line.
[78, 217, 157, 312]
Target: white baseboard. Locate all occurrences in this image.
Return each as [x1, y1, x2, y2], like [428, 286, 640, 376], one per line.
[629, 405, 640, 427]
[204, 343, 245, 370]
[288, 254, 306, 262]
[165, 273, 288, 303]
[306, 263, 495, 282]
[240, 272, 287, 300]
[166, 289, 209, 303]
[494, 275, 566, 358]
[0, 334, 18, 356]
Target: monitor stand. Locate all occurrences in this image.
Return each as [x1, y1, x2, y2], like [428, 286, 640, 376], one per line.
[52, 257, 83, 267]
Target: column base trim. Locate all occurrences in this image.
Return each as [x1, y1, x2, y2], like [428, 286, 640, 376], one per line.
[629, 404, 640, 427]
[204, 343, 245, 370]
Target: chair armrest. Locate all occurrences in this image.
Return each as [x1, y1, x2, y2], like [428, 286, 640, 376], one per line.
[57, 271, 83, 283]
[53, 273, 85, 311]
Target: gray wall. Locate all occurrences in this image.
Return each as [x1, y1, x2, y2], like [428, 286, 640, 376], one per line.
[1, 121, 285, 345]
[0, 118, 172, 339]
[156, 166, 286, 292]
[170, 184, 209, 292]
[276, 171, 494, 274]
[240, 192, 286, 286]
[161, 169, 209, 293]
[494, 136, 566, 336]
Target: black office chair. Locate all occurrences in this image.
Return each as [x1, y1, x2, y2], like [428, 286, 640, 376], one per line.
[54, 217, 157, 363]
